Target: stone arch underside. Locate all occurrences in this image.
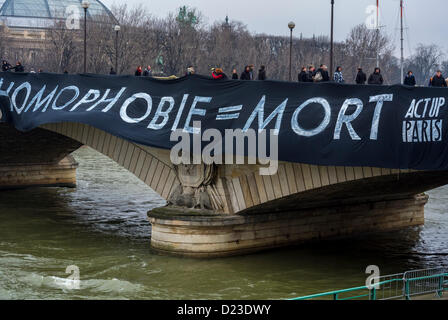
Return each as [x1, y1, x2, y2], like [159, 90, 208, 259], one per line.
[217, 161, 448, 215]
[39, 122, 181, 201]
[30, 121, 448, 216]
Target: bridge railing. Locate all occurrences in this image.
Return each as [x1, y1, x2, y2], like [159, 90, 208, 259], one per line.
[290, 270, 448, 301]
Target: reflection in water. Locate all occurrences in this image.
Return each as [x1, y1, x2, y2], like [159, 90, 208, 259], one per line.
[0, 147, 447, 299]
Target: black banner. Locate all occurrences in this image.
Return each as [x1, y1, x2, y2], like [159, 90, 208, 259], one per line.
[1, 72, 448, 170]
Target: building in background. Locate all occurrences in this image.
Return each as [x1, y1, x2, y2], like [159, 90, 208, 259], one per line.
[0, 0, 116, 69]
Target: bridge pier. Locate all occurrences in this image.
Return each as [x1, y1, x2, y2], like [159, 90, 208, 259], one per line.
[0, 123, 81, 190]
[148, 194, 427, 257]
[0, 155, 78, 190]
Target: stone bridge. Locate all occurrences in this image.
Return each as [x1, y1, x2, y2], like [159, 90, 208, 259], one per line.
[2, 121, 447, 257]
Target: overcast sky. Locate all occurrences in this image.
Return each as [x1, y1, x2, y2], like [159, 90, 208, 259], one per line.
[102, 0, 447, 58]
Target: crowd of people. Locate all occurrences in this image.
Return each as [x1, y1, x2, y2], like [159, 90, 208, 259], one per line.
[2, 60, 45, 73]
[297, 64, 383, 85]
[132, 65, 152, 77]
[198, 63, 448, 88]
[3, 57, 448, 88]
[2, 60, 25, 73]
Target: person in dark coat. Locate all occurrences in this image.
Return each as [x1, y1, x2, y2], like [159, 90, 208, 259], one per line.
[429, 70, 447, 87]
[143, 65, 152, 77]
[368, 67, 384, 85]
[316, 64, 330, 82]
[355, 67, 367, 84]
[403, 71, 416, 86]
[240, 66, 252, 80]
[257, 65, 266, 80]
[298, 67, 308, 82]
[186, 66, 195, 76]
[135, 66, 142, 76]
[231, 69, 238, 79]
[1, 60, 11, 72]
[307, 65, 316, 82]
[212, 68, 227, 80]
[249, 64, 255, 80]
[13, 61, 24, 72]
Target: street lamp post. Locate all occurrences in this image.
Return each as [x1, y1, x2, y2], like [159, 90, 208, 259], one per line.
[288, 21, 295, 82]
[330, 0, 335, 77]
[114, 25, 121, 74]
[81, 0, 90, 74]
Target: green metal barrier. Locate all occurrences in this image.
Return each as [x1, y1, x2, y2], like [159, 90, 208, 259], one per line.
[290, 273, 448, 301]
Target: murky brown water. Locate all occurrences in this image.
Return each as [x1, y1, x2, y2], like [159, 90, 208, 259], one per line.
[0, 147, 447, 299]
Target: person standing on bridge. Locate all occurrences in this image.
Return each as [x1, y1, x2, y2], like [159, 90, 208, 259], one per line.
[212, 68, 227, 80]
[249, 64, 255, 80]
[368, 68, 384, 85]
[186, 66, 195, 76]
[403, 71, 416, 86]
[333, 66, 344, 83]
[143, 65, 152, 77]
[355, 67, 367, 84]
[298, 67, 308, 82]
[240, 66, 252, 80]
[429, 70, 447, 87]
[257, 65, 267, 80]
[315, 64, 330, 82]
[307, 65, 316, 82]
[135, 66, 142, 76]
[1, 60, 12, 72]
[231, 69, 239, 79]
[13, 61, 24, 73]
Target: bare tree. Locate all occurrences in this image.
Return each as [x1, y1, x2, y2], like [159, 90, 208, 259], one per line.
[344, 24, 395, 83]
[6, 4, 442, 86]
[43, 20, 80, 73]
[406, 44, 444, 85]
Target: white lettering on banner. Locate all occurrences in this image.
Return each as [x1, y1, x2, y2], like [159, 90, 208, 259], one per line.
[52, 85, 80, 110]
[26, 85, 59, 113]
[120, 92, 152, 123]
[148, 96, 175, 130]
[70, 89, 101, 112]
[243, 95, 287, 135]
[369, 94, 393, 140]
[334, 98, 363, 140]
[403, 97, 445, 143]
[11, 82, 32, 114]
[291, 97, 331, 137]
[9, 78, 448, 147]
[87, 87, 127, 112]
[183, 96, 212, 134]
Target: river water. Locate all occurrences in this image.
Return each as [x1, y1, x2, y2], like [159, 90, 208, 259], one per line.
[0, 147, 447, 300]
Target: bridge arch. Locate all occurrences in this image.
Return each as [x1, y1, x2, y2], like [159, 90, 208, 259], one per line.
[38, 122, 448, 216]
[39, 122, 180, 201]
